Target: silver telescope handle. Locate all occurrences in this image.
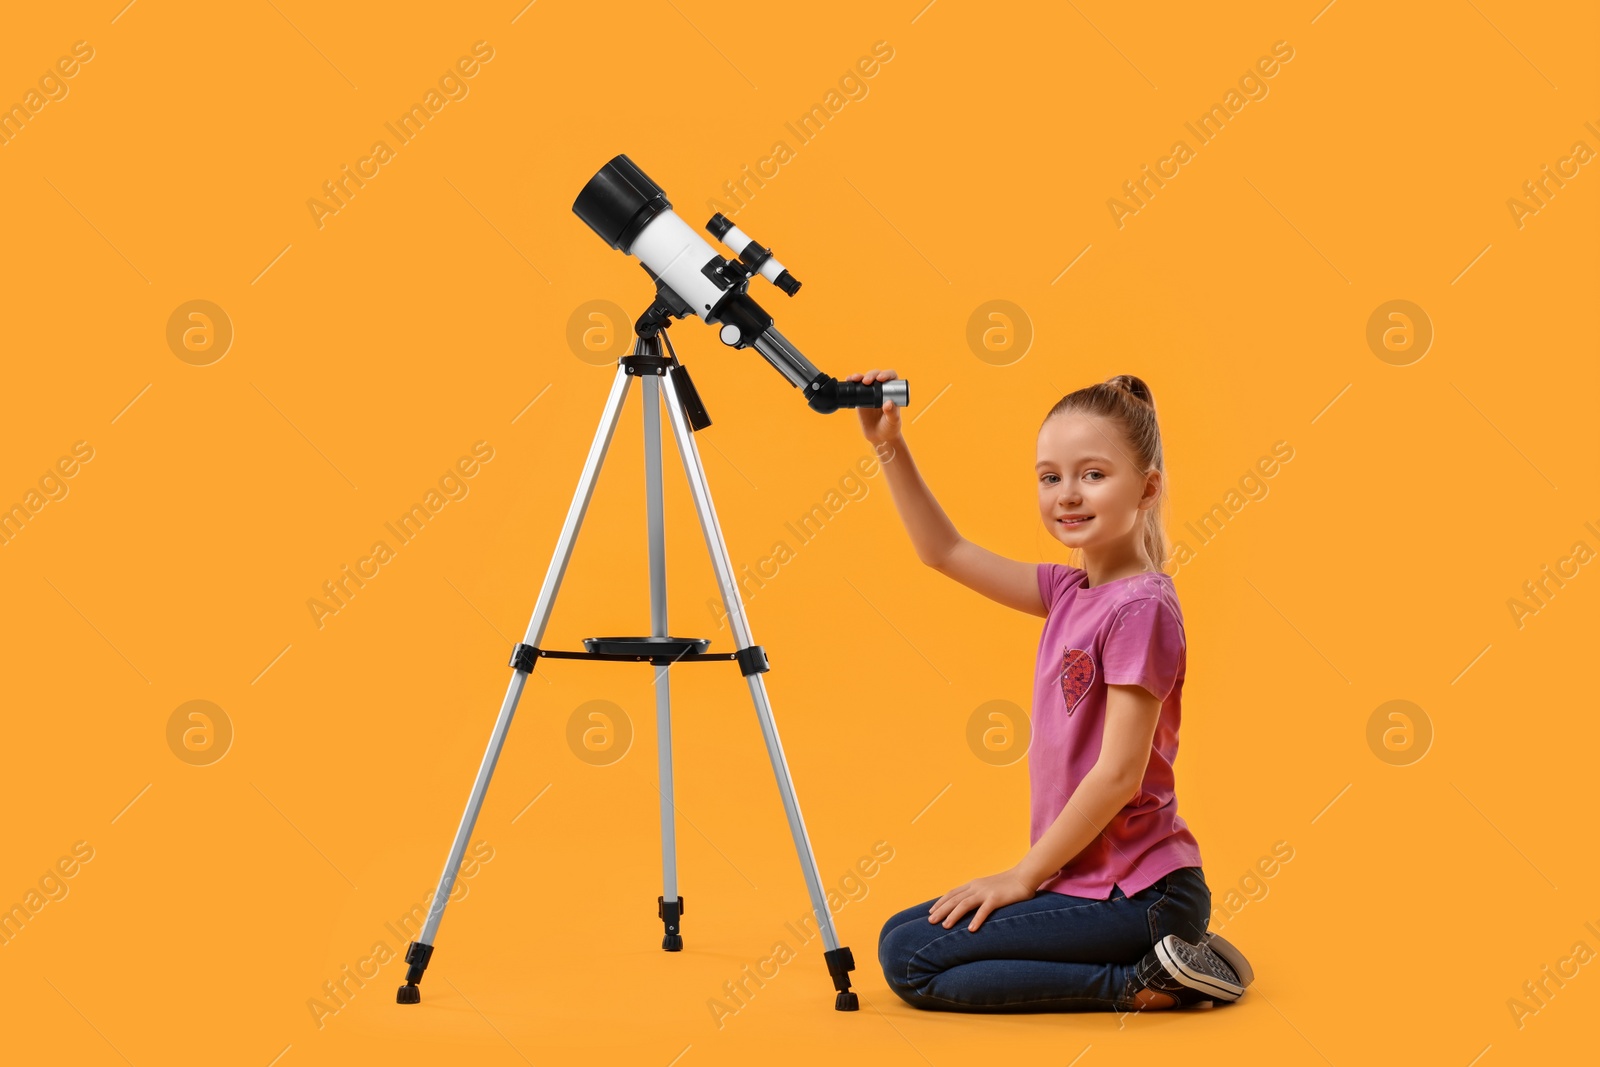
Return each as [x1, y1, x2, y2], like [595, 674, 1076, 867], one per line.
[751, 326, 822, 390]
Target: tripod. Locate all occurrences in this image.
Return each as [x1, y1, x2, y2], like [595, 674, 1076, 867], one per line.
[395, 319, 859, 1011]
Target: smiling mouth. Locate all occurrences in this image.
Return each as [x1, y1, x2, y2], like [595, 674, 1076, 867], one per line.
[1058, 516, 1094, 527]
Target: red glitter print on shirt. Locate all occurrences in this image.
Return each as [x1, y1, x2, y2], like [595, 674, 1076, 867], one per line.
[1059, 648, 1095, 715]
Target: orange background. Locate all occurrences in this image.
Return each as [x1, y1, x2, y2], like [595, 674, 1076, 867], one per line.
[1, 1, 1595, 1064]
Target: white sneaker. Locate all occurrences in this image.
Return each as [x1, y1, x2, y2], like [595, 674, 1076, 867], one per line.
[1133, 933, 1250, 1005]
[1202, 932, 1254, 988]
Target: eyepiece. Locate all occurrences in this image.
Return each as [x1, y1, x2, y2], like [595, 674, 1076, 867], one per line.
[802, 375, 910, 414]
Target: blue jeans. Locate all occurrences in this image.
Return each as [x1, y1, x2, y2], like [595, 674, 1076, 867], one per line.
[877, 866, 1212, 1012]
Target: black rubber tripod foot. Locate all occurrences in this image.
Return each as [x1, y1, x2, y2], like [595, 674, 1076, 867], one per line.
[659, 895, 684, 952]
[396, 941, 433, 1005]
[825, 946, 858, 1011]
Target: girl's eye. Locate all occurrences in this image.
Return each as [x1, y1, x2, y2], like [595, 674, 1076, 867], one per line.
[1040, 474, 1058, 485]
[1085, 471, 1105, 481]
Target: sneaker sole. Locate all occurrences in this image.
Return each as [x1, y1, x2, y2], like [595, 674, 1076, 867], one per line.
[1203, 933, 1254, 988]
[1155, 935, 1245, 1001]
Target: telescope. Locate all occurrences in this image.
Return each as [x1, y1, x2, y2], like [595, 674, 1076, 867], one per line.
[395, 155, 890, 1012]
[572, 154, 909, 414]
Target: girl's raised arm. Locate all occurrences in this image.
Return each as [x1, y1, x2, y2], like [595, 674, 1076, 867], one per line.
[852, 369, 1047, 618]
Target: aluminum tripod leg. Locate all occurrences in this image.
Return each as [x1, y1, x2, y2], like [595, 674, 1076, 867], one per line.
[396, 364, 635, 1004]
[659, 362, 859, 1010]
[642, 373, 684, 950]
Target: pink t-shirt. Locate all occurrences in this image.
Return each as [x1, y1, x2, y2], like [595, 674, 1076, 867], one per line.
[1029, 562, 1203, 900]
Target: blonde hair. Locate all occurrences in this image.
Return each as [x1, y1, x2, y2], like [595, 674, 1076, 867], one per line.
[1041, 374, 1168, 572]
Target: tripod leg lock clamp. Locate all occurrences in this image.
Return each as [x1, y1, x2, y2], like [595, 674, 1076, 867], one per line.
[823, 946, 856, 993]
[657, 894, 685, 932]
[403, 941, 435, 984]
[735, 645, 769, 677]
[509, 643, 541, 673]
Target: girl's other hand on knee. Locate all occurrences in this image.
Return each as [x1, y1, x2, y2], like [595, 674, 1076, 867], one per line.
[927, 869, 1036, 932]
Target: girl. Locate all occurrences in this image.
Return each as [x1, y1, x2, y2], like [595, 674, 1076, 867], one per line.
[854, 369, 1254, 1013]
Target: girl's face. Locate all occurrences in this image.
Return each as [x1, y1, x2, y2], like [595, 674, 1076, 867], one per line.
[1036, 413, 1160, 553]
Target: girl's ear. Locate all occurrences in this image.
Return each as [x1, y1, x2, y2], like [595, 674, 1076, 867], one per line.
[1138, 468, 1163, 509]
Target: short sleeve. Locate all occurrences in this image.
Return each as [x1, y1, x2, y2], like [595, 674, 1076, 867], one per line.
[1037, 563, 1084, 613]
[1102, 596, 1185, 702]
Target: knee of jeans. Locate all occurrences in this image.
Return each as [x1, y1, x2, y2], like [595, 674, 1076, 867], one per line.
[877, 924, 923, 991]
[877, 925, 906, 972]
[886, 979, 936, 1009]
